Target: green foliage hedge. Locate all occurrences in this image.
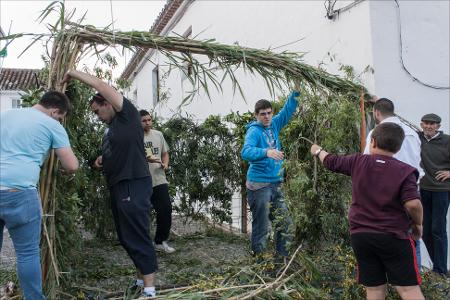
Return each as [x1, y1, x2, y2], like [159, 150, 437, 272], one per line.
[22, 83, 359, 255]
[22, 74, 364, 296]
[159, 115, 241, 223]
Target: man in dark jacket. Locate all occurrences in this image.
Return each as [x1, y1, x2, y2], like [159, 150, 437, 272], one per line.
[419, 113, 450, 275]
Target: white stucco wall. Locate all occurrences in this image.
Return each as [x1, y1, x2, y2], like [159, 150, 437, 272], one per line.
[127, 0, 449, 129]
[0, 91, 23, 112]
[127, 0, 375, 120]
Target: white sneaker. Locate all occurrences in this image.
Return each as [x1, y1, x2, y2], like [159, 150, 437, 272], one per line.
[142, 286, 156, 298]
[155, 241, 175, 253]
[142, 291, 156, 298]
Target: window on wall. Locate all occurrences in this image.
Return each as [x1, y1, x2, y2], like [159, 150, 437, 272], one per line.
[12, 98, 22, 108]
[181, 26, 193, 81]
[152, 66, 160, 107]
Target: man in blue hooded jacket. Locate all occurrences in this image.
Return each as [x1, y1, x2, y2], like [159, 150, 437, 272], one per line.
[241, 91, 300, 257]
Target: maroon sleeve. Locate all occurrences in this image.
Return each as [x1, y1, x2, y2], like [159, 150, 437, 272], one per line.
[323, 154, 358, 176]
[400, 172, 420, 203]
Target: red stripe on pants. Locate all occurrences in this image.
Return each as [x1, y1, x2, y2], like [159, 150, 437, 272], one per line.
[409, 237, 422, 285]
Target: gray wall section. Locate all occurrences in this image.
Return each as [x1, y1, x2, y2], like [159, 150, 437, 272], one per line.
[369, 0, 449, 132]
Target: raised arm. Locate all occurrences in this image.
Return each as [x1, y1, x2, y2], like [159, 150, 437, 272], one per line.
[310, 144, 356, 176]
[62, 70, 123, 112]
[271, 91, 299, 131]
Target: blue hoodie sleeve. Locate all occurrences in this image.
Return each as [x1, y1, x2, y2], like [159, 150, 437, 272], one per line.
[272, 91, 299, 132]
[241, 127, 267, 162]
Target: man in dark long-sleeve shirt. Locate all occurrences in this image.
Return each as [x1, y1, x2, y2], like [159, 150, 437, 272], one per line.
[310, 123, 424, 300]
[418, 113, 450, 275]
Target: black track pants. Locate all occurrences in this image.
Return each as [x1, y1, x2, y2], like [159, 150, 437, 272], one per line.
[150, 183, 172, 244]
[110, 177, 157, 274]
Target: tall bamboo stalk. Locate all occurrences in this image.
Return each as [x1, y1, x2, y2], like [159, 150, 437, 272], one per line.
[39, 27, 83, 295]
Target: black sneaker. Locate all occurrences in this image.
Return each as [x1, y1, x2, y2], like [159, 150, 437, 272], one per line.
[125, 281, 142, 298]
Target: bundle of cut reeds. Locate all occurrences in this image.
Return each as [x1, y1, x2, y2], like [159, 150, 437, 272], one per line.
[63, 21, 364, 98]
[39, 23, 83, 298]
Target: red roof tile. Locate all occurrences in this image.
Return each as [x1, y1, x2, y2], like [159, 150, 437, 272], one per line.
[0, 68, 41, 91]
[120, 0, 185, 80]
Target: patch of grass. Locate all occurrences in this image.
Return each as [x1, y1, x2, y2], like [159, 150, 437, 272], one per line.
[0, 269, 17, 285]
[62, 227, 251, 297]
[420, 271, 450, 300]
[0, 270, 18, 299]
[204, 225, 248, 243]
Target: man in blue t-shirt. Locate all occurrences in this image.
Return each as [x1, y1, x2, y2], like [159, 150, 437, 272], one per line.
[241, 91, 299, 258]
[0, 91, 78, 300]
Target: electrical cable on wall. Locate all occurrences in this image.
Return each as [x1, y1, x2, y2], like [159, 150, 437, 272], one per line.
[325, 0, 449, 90]
[325, 0, 365, 20]
[393, 0, 449, 90]
[324, 0, 337, 19]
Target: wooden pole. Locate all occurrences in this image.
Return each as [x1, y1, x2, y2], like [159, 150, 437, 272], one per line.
[240, 162, 248, 234]
[359, 90, 366, 152]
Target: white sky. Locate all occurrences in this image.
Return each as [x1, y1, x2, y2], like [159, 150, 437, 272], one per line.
[0, 0, 166, 76]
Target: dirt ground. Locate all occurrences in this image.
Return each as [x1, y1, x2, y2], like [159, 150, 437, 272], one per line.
[2, 218, 450, 299]
[70, 217, 251, 292]
[1, 216, 252, 298]
[0, 228, 15, 272]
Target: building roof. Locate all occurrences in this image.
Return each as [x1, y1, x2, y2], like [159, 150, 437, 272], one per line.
[0, 68, 41, 91]
[120, 0, 185, 80]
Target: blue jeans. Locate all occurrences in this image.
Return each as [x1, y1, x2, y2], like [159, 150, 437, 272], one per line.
[0, 189, 44, 300]
[247, 183, 292, 257]
[420, 189, 450, 275]
[415, 240, 421, 270]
